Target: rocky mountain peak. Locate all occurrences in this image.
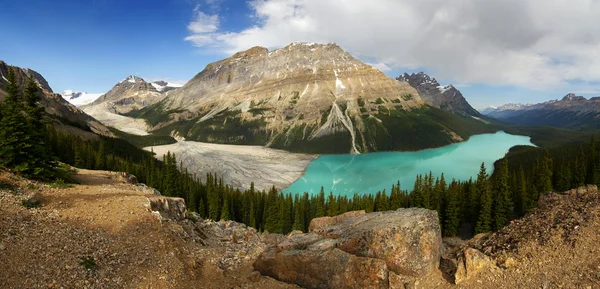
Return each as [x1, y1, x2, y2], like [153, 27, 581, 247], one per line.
[561, 93, 586, 101]
[397, 72, 480, 117]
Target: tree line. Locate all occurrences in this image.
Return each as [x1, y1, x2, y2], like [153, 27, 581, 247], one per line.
[1, 66, 599, 237]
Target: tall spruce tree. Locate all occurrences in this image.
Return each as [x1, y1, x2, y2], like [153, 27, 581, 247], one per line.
[475, 162, 493, 234]
[493, 158, 512, 230]
[0, 68, 35, 175]
[443, 180, 461, 237]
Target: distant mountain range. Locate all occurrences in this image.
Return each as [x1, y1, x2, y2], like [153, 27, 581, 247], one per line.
[107, 42, 494, 153]
[482, 93, 600, 129]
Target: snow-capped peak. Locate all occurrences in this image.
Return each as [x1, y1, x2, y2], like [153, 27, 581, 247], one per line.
[119, 75, 141, 84]
[61, 90, 103, 106]
[437, 84, 454, 94]
[151, 80, 183, 92]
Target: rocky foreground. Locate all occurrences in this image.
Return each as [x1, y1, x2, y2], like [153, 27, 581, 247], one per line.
[1, 169, 600, 288]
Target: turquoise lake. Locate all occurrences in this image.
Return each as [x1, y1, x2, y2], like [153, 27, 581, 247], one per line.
[283, 131, 534, 197]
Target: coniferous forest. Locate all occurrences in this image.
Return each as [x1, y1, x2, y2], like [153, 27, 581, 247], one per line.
[1, 67, 600, 237]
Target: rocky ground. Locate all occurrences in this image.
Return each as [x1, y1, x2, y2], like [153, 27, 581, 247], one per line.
[1, 168, 599, 288]
[82, 102, 150, 136]
[0, 169, 295, 289]
[146, 141, 317, 191]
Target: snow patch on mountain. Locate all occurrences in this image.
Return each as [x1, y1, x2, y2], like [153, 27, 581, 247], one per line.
[61, 90, 103, 106]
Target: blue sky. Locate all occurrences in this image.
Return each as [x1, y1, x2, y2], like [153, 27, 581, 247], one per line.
[1, 0, 599, 109]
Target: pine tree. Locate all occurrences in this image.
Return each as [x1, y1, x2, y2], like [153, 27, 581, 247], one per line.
[315, 187, 325, 217]
[220, 195, 230, 220]
[0, 68, 34, 175]
[326, 192, 337, 216]
[292, 194, 305, 232]
[516, 166, 529, 216]
[264, 186, 281, 233]
[22, 76, 54, 178]
[493, 158, 512, 230]
[475, 162, 493, 234]
[443, 180, 461, 237]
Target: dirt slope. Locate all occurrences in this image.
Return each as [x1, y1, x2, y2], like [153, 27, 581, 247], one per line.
[0, 169, 294, 289]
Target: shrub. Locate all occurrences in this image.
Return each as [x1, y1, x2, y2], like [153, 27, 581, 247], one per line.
[79, 256, 98, 271]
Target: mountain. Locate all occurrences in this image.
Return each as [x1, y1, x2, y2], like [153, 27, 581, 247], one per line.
[129, 42, 494, 154]
[483, 93, 600, 129]
[478, 106, 498, 115]
[397, 72, 481, 117]
[0, 60, 113, 138]
[88, 75, 176, 113]
[61, 90, 103, 106]
[80, 76, 182, 135]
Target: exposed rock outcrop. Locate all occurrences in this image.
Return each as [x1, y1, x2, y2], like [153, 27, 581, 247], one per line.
[454, 248, 496, 284]
[254, 208, 442, 288]
[146, 196, 188, 221]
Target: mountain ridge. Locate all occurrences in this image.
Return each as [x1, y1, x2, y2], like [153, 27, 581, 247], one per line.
[128, 42, 494, 154]
[483, 93, 600, 129]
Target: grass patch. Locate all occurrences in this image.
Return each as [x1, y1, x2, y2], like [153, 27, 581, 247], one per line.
[109, 128, 176, 147]
[375, 98, 385, 104]
[22, 193, 43, 209]
[49, 179, 73, 189]
[79, 256, 98, 272]
[357, 98, 365, 107]
[0, 179, 15, 191]
[401, 94, 413, 101]
[248, 107, 272, 116]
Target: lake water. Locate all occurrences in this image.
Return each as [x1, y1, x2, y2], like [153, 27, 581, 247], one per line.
[283, 131, 534, 197]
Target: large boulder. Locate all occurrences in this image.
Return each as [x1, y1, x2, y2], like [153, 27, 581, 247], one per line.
[310, 208, 442, 277]
[308, 210, 365, 231]
[254, 208, 442, 288]
[254, 246, 389, 289]
[146, 196, 188, 221]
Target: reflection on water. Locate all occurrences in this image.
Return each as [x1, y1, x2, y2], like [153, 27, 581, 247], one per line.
[283, 131, 534, 197]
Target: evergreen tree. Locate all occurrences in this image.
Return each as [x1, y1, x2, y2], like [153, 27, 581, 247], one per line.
[443, 180, 461, 237]
[493, 158, 512, 230]
[292, 194, 305, 232]
[326, 192, 338, 216]
[220, 195, 230, 220]
[264, 186, 281, 233]
[475, 163, 493, 234]
[0, 68, 35, 176]
[315, 187, 325, 217]
[516, 166, 529, 216]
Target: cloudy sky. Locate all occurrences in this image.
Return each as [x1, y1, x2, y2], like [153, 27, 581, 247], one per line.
[2, 0, 599, 109]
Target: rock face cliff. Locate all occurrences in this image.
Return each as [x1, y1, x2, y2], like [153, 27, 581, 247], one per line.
[0, 60, 113, 138]
[133, 43, 493, 153]
[397, 72, 481, 117]
[483, 93, 600, 129]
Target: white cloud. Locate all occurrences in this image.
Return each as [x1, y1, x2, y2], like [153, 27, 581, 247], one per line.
[185, 0, 600, 91]
[366, 62, 392, 72]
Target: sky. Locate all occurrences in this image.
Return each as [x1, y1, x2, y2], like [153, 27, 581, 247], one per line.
[1, 0, 599, 109]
